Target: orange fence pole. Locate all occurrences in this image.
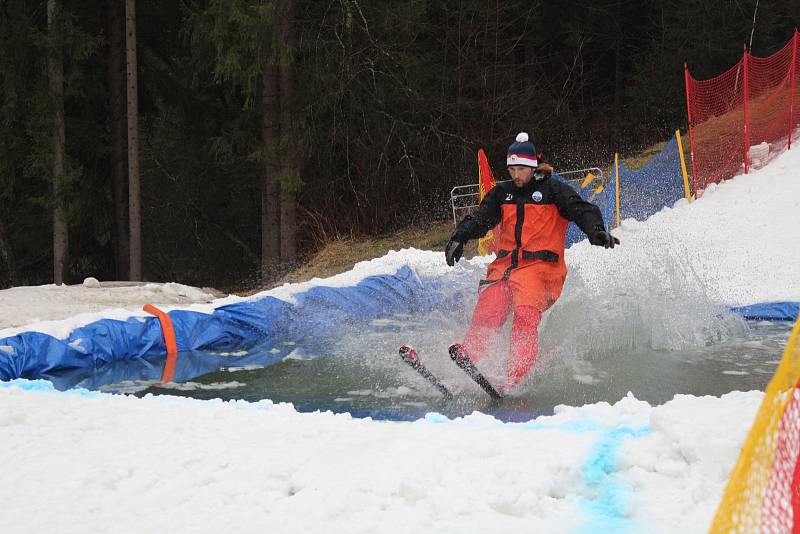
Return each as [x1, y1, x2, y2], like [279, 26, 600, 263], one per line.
[143, 304, 178, 384]
[790, 31, 798, 151]
[743, 44, 750, 174]
[684, 63, 699, 195]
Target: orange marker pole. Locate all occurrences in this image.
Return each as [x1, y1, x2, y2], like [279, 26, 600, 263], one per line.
[144, 304, 178, 384]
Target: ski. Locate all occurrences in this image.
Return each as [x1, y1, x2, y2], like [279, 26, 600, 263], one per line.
[399, 344, 453, 399]
[448, 344, 504, 399]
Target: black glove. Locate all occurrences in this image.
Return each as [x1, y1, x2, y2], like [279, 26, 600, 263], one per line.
[445, 239, 465, 266]
[590, 230, 620, 249]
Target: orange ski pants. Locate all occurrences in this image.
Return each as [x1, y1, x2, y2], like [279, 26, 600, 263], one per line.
[463, 265, 565, 388]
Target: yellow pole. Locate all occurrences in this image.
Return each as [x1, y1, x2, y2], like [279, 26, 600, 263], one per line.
[675, 130, 693, 203]
[614, 152, 620, 228]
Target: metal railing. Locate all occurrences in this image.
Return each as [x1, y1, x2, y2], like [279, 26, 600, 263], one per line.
[449, 167, 605, 225]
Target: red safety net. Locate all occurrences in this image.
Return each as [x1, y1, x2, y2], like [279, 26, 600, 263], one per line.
[761, 392, 800, 532]
[685, 31, 799, 193]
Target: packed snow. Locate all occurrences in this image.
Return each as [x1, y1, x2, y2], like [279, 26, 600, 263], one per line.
[1, 146, 800, 532]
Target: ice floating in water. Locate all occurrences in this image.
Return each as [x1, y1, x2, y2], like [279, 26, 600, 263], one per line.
[99, 380, 158, 394]
[158, 381, 247, 391]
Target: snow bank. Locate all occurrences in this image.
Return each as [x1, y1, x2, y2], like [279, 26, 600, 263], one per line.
[0, 380, 761, 533]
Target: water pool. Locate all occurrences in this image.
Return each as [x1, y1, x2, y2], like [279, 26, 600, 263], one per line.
[116, 314, 791, 422]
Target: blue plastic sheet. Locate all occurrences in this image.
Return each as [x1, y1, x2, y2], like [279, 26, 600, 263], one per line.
[611, 135, 686, 223]
[731, 302, 799, 321]
[0, 266, 444, 382]
[552, 172, 616, 248]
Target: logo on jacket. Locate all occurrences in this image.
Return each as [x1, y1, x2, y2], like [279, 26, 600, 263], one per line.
[532, 191, 543, 202]
[505, 193, 513, 201]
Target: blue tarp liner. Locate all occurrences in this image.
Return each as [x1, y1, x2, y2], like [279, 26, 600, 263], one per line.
[31, 345, 298, 393]
[611, 134, 686, 223]
[553, 171, 616, 248]
[1, 241, 796, 390]
[0, 266, 448, 382]
[730, 302, 799, 321]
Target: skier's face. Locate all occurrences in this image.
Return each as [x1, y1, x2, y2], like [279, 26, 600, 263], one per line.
[508, 165, 535, 188]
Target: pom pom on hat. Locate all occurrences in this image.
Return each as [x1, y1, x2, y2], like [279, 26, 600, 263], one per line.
[507, 131, 538, 167]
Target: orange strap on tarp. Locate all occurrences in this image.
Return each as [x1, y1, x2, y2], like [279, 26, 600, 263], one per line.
[143, 304, 178, 384]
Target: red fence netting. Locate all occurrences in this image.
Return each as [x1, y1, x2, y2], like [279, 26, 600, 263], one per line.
[685, 31, 799, 193]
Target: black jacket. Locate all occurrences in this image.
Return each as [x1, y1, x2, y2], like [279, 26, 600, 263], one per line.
[452, 176, 606, 245]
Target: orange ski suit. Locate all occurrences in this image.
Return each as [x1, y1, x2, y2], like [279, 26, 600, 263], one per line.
[451, 174, 606, 389]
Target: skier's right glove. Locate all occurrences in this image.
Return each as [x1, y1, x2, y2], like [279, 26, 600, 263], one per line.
[445, 238, 465, 266]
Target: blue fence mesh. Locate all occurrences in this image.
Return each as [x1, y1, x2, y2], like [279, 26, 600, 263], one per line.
[554, 172, 616, 248]
[612, 134, 687, 223]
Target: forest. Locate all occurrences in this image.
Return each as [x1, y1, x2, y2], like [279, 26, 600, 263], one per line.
[1, 0, 797, 291]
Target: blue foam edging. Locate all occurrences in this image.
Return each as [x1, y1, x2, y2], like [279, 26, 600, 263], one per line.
[0, 265, 445, 381]
[730, 301, 799, 321]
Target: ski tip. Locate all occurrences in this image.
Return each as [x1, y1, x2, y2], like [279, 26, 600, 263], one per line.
[448, 343, 467, 363]
[399, 344, 417, 362]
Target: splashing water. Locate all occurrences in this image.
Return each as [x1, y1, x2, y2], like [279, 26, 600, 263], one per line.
[548, 233, 748, 356]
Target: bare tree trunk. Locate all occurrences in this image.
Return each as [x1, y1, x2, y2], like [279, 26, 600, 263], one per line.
[125, 0, 141, 280]
[48, 0, 68, 285]
[261, 64, 281, 278]
[109, 0, 129, 280]
[279, 189, 297, 262]
[279, 0, 298, 262]
[612, 0, 623, 144]
[0, 216, 17, 288]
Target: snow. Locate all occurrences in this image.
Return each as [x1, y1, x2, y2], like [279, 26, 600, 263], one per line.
[565, 153, 800, 306]
[0, 380, 761, 533]
[1, 146, 800, 532]
[0, 281, 220, 339]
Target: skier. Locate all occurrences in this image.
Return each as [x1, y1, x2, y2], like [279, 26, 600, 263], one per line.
[445, 132, 619, 393]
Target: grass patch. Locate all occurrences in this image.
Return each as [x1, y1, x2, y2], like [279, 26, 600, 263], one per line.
[273, 220, 480, 287]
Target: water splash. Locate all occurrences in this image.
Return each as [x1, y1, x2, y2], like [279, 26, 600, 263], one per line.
[547, 235, 748, 356]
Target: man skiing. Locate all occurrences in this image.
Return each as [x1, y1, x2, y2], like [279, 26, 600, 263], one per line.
[445, 132, 619, 394]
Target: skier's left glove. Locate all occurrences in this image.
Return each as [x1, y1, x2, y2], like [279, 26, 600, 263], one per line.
[445, 238, 465, 266]
[589, 230, 620, 249]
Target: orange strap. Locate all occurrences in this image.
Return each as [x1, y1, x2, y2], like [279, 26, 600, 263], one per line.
[143, 304, 178, 384]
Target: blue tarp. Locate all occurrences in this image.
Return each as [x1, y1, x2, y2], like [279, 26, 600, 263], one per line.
[1, 254, 796, 389]
[731, 302, 799, 321]
[612, 135, 686, 223]
[552, 172, 616, 248]
[0, 266, 448, 382]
